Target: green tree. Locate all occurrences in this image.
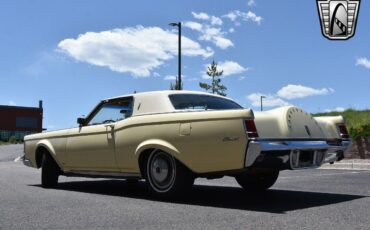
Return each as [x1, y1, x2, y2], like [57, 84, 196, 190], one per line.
[8, 136, 18, 144]
[170, 78, 183, 90]
[199, 60, 227, 96]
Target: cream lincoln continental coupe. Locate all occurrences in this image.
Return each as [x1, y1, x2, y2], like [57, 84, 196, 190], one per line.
[23, 90, 351, 197]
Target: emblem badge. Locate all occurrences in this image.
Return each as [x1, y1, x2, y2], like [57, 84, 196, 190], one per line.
[317, 0, 360, 40]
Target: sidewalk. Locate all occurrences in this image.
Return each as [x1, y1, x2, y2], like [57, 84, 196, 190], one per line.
[320, 159, 370, 170]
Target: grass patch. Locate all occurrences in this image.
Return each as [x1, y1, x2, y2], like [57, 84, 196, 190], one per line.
[0, 141, 9, 145]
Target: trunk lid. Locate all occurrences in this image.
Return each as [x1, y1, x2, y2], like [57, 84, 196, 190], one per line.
[253, 106, 325, 139]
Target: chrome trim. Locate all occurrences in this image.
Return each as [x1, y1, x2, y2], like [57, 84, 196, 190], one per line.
[245, 142, 262, 167]
[245, 139, 352, 169]
[64, 170, 141, 178]
[21, 155, 33, 168]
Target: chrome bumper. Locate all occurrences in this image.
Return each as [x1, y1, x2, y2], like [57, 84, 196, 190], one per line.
[245, 139, 352, 169]
[21, 155, 33, 167]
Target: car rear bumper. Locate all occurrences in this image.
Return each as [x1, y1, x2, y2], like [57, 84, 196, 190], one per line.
[245, 139, 352, 170]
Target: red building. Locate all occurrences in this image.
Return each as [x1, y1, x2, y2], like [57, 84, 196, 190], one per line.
[0, 101, 43, 141]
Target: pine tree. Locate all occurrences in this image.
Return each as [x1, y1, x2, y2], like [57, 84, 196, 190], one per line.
[199, 60, 227, 96]
[170, 78, 183, 90]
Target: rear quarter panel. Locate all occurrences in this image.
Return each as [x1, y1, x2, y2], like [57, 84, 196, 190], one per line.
[114, 109, 252, 174]
[314, 116, 344, 139]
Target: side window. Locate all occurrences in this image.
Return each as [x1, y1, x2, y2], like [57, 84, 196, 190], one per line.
[88, 99, 133, 125]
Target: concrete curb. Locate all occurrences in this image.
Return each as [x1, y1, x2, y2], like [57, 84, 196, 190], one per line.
[320, 159, 370, 170]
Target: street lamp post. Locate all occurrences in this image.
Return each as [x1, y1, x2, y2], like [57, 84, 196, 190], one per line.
[260, 95, 266, 111]
[169, 22, 182, 90]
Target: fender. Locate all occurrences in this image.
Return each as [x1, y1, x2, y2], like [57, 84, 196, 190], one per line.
[35, 140, 63, 169]
[135, 139, 180, 158]
[134, 139, 198, 172]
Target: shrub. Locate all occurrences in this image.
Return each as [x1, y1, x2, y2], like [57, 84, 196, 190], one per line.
[8, 136, 18, 144]
[350, 124, 370, 139]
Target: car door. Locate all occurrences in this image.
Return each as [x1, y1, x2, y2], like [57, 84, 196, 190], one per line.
[65, 98, 133, 171]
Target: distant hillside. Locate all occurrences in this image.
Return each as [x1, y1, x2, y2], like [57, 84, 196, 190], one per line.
[314, 109, 370, 138]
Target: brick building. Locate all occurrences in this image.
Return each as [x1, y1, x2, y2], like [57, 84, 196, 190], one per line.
[0, 101, 43, 141]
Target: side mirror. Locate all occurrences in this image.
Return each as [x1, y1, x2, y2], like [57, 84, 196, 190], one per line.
[77, 117, 86, 126]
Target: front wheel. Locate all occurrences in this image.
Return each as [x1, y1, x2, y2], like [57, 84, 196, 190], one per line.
[41, 154, 59, 188]
[146, 151, 194, 198]
[235, 170, 279, 192]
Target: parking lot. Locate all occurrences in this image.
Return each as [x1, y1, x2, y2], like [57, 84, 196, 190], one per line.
[1, 145, 370, 229]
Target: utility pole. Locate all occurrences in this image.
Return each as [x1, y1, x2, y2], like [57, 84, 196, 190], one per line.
[169, 22, 182, 90]
[260, 95, 266, 111]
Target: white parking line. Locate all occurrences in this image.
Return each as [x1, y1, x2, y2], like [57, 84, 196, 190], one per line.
[14, 156, 21, 162]
[279, 171, 370, 179]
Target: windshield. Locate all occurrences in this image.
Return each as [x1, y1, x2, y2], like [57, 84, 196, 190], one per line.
[169, 94, 242, 111]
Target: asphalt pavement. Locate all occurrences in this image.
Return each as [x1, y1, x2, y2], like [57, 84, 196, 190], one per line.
[1, 145, 370, 229]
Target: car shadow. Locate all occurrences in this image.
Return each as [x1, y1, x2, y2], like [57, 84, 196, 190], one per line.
[30, 180, 367, 214]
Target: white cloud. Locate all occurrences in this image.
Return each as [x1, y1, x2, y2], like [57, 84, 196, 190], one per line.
[185, 12, 233, 49]
[229, 28, 235, 33]
[164, 75, 176, 81]
[58, 26, 213, 77]
[356, 57, 370, 69]
[8, 100, 16, 106]
[153, 72, 160, 77]
[202, 61, 249, 78]
[191, 12, 223, 26]
[247, 93, 291, 107]
[210, 16, 223, 26]
[199, 27, 222, 40]
[192, 12, 210, 20]
[324, 107, 346, 113]
[248, 0, 256, 7]
[277, 84, 334, 99]
[183, 21, 203, 32]
[245, 11, 263, 25]
[247, 84, 335, 109]
[184, 23, 233, 49]
[218, 61, 249, 76]
[223, 10, 263, 25]
[213, 37, 234, 49]
[238, 76, 246, 80]
[224, 12, 238, 21]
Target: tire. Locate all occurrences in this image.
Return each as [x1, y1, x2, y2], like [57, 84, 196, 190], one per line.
[235, 170, 279, 192]
[41, 153, 59, 188]
[146, 150, 194, 198]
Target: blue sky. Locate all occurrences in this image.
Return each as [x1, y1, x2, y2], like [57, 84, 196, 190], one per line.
[0, 0, 369, 130]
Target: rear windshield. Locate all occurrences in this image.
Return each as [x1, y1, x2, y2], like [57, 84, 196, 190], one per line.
[169, 94, 243, 111]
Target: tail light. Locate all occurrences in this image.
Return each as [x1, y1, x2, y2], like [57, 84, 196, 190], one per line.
[337, 124, 350, 139]
[245, 120, 259, 138]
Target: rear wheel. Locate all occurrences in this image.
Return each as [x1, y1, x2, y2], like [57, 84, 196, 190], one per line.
[146, 150, 194, 198]
[41, 154, 59, 188]
[235, 170, 279, 192]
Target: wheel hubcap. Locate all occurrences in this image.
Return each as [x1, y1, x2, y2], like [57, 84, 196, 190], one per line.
[151, 158, 169, 183]
[147, 152, 176, 192]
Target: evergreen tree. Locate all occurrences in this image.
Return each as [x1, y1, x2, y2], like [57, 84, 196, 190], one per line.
[170, 78, 183, 90]
[199, 60, 227, 96]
